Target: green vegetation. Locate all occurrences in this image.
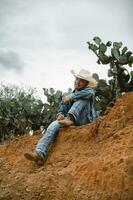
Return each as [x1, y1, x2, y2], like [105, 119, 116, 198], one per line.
[0, 84, 62, 143]
[42, 88, 63, 127]
[87, 36, 133, 115]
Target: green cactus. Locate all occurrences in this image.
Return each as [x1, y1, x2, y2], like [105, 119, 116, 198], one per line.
[87, 37, 133, 101]
[93, 74, 114, 115]
[87, 37, 133, 116]
[42, 88, 63, 128]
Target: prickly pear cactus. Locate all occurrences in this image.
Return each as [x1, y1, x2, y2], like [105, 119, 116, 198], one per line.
[92, 73, 114, 116]
[87, 37, 133, 99]
[88, 37, 133, 115]
[42, 88, 63, 128]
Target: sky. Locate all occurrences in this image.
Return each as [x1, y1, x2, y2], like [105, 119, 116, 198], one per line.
[0, 0, 132, 98]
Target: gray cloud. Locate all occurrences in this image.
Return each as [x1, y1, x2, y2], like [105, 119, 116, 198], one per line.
[0, 0, 132, 57]
[54, 0, 132, 48]
[0, 49, 24, 72]
[0, 0, 132, 92]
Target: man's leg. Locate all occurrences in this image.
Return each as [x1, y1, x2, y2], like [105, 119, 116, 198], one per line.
[59, 100, 89, 126]
[24, 120, 62, 164]
[36, 120, 62, 158]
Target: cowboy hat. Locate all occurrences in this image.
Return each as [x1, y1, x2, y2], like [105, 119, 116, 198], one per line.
[71, 69, 97, 88]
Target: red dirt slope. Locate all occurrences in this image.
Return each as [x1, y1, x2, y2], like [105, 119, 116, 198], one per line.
[0, 92, 133, 200]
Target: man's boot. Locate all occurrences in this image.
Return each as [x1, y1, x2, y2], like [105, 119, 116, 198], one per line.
[24, 151, 45, 166]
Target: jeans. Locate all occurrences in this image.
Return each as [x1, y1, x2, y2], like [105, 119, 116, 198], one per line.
[36, 99, 90, 159]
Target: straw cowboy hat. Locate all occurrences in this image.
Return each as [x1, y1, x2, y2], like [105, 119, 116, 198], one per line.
[71, 69, 97, 88]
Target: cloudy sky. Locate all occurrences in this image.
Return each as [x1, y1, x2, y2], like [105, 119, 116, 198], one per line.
[0, 0, 132, 97]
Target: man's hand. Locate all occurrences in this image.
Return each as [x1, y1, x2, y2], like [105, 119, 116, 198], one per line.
[57, 114, 65, 121]
[63, 95, 71, 104]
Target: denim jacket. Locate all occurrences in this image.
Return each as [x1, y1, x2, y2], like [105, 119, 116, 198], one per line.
[57, 87, 97, 122]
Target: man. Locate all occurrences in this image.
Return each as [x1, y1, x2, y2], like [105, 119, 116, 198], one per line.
[24, 69, 97, 165]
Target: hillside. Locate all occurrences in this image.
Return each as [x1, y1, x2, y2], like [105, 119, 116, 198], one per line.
[0, 92, 133, 200]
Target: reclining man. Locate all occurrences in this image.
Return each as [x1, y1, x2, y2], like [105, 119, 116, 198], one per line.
[24, 69, 97, 165]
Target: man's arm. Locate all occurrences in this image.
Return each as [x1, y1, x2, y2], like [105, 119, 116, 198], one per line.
[64, 87, 95, 103]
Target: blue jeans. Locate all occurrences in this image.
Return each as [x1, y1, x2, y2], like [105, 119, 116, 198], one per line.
[36, 100, 90, 159]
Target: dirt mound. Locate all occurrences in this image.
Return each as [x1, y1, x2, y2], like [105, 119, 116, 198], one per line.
[0, 92, 133, 200]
